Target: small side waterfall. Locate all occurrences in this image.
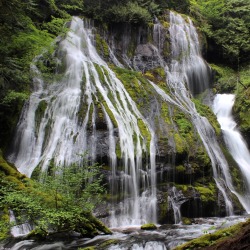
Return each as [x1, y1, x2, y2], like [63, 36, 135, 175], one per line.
[10, 211, 32, 237]
[213, 94, 250, 212]
[168, 187, 186, 224]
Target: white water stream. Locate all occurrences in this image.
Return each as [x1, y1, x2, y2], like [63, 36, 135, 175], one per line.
[3, 216, 248, 250]
[150, 11, 238, 215]
[9, 17, 156, 227]
[213, 94, 250, 212]
[9, 211, 32, 237]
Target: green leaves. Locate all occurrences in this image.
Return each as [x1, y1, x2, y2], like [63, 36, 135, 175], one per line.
[190, 0, 250, 65]
[102, 2, 152, 24]
[0, 155, 107, 237]
[1, 91, 29, 107]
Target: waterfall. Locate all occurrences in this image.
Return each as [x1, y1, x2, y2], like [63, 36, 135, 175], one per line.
[10, 211, 32, 237]
[9, 17, 157, 227]
[213, 94, 250, 212]
[168, 12, 211, 96]
[8, 11, 249, 228]
[168, 187, 186, 224]
[151, 11, 240, 215]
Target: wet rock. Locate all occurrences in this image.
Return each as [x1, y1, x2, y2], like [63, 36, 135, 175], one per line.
[133, 43, 162, 72]
[141, 223, 157, 230]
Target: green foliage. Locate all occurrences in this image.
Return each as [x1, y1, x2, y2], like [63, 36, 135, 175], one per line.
[0, 153, 109, 238]
[83, 0, 191, 23]
[0, 0, 73, 150]
[106, 2, 152, 24]
[190, 0, 250, 65]
[164, 0, 190, 13]
[42, 16, 69, 36]
[83, 0, 188, 24]
[231, 66, 250, 134]
[1, 91, 29, 107]
[210, 64, 237, 92]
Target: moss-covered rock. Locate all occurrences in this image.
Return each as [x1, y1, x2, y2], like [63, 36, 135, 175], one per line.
[174, 218, 250, 250]
[0, 151, 111, 241]
[141, 223, 157, 230]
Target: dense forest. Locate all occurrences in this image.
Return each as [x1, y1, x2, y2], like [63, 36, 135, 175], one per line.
[0, 0, 250, 249]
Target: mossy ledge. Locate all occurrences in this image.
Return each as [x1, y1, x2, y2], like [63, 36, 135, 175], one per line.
[0, 150, 111, 241]
[174, 218, 250, 250]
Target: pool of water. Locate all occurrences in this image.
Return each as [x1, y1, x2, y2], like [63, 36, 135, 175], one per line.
[1, 216, 248, 250]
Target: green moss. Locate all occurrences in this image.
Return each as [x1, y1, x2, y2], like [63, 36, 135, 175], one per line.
[174, 219, 250, 250]
[234, 67, 250, 134]
[193, 98, 221, 136]
[141, 223, 157, 230]
[144, 67, 166, 86]
[195, 184, 216, 203]
[176, 165, 186, 173]
[94, 64, 106, 84]
[195, 147, 211, 167]
[95, 33, 109, 59]
[174, 112, 192, 136]
[137, 119, 151, 147]
[144, 71, 154, 80]
[175, 184, 192, 194]
[102, 101, 118, 128]
[160, 102, 171, 125]
[99, 239, 119, 248]
[0, 207, 10, 241]
[115, 142, 122, 159]
[112, 66, 153, 108]
[182, 217, 192, 225]
[162, 21, 170, 29]
[174, 133, 186, 154]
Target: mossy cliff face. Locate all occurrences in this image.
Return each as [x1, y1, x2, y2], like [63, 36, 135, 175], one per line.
[86, 14, 240, 222]
[4, 12, 247, 227]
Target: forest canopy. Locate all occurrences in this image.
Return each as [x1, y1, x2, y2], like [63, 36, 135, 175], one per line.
[0, 0, 249, 150]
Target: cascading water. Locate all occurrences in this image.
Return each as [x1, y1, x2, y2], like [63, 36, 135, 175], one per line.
[168, 187, 187, 224]
[8, 9, 250, 233]
[150, 11, 248, 215]
[213, 94, 250, 212]
[9, 211, 32, 237]
[167, 12, 211, 95]
[9, 17, 157, 227]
